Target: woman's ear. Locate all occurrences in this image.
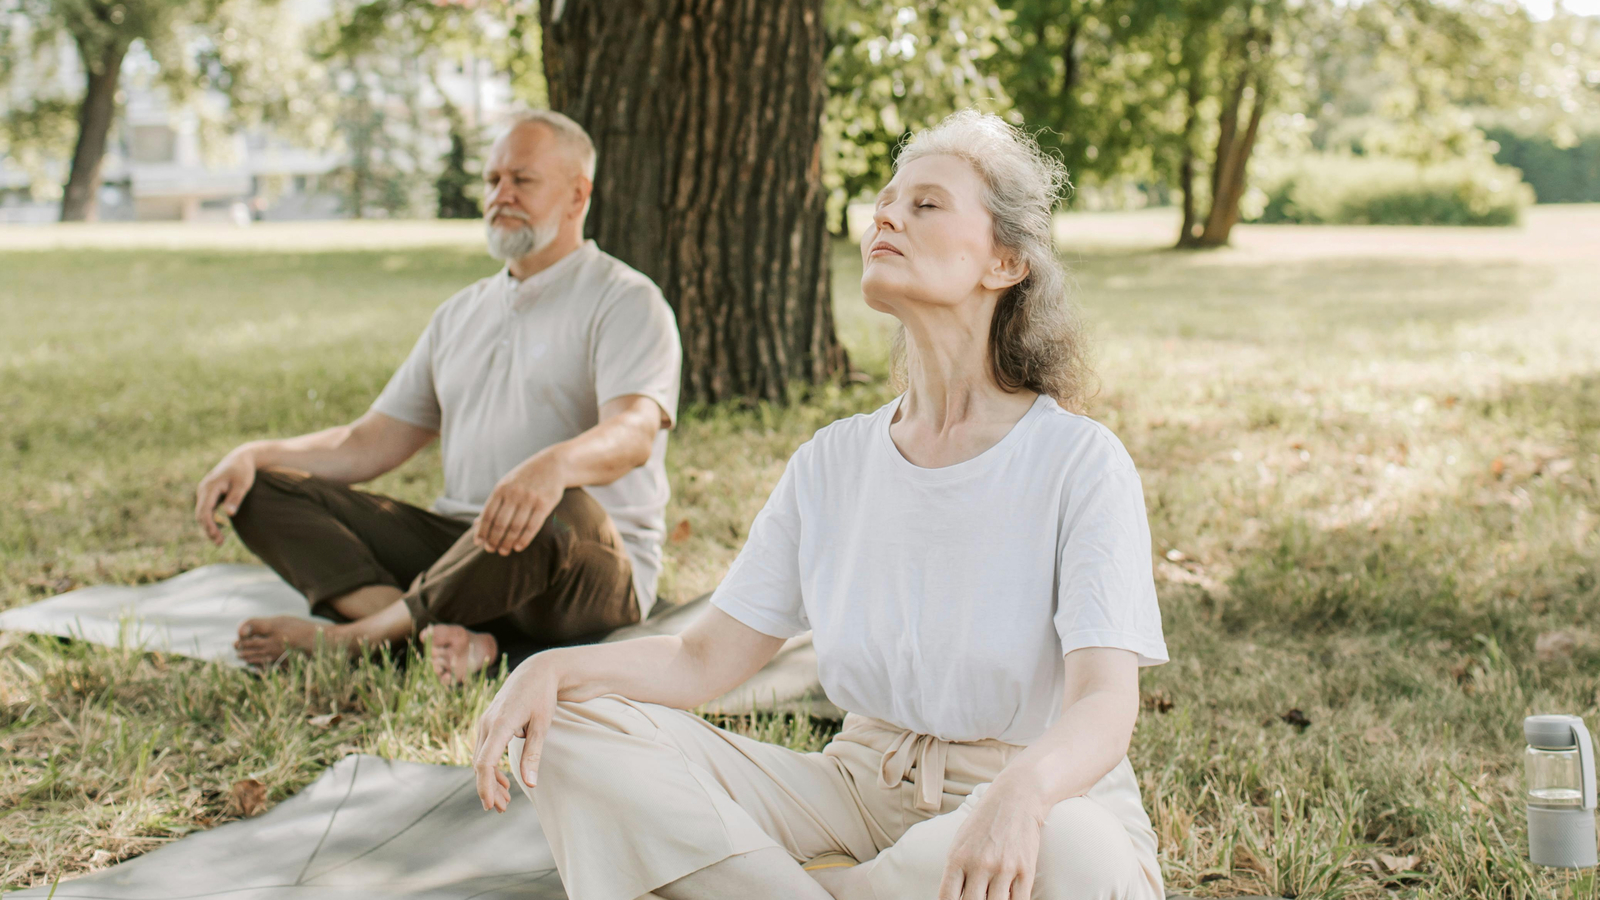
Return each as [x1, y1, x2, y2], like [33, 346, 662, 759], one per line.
[981, 250, 1029, 292]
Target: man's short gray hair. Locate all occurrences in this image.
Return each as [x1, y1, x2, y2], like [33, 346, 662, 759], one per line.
[506, 109, 597, 180]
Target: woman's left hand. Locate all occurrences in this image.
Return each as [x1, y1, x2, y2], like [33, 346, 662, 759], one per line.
[938, 781, 1048, 900]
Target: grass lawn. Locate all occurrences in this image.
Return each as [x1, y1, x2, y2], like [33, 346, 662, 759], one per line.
[4, 207, 1600, 897]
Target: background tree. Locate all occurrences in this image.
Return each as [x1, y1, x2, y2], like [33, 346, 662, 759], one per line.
[824, 0, 1010, 233]
[541, 0, 847, 405]
[0, 0, 316, 221]
[317, 0, 545, 218]
[990, 0, 1175, 197]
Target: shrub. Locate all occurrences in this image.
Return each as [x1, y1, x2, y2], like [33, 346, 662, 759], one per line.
[1484, 125, 1600, 204]
[1252, 154, 1535, 226]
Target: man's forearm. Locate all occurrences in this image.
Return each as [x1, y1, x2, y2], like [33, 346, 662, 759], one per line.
[243, 425, 387, 485]
[536, 406, 658, 489]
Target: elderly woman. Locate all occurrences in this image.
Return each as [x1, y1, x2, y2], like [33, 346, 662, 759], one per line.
[471, 110, 1169, 900]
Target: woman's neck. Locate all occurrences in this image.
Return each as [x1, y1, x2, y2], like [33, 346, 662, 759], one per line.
[892, 312, 1039, 466]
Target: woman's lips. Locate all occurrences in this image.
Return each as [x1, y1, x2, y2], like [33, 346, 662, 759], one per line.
[869, 241, 903, 257]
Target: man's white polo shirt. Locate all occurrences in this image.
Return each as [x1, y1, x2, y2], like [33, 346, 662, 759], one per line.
[372, 239, 682, 615]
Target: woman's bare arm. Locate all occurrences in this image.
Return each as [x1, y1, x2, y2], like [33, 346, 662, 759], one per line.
[935, 647, 1141, 900]
[992, 646, 1141, 807]
[471, 606, 786, 809]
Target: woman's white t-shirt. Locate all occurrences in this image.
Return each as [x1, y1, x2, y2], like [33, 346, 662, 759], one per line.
[710, 392, 1169, 744]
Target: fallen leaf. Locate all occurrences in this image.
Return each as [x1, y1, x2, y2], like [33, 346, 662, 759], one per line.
[1543, 458, 1576, 476]
[1376, 853, 1419, 874]
[1141, 690, 1174, 713]
[1536, 630, 1578, 663]
[669, 519, 692, 543]
[90, 849, 114, 866]
[227, 778, 268, 817]
[307, 712, 342, 729]
[1363, 723, 1397, 745]
[1280, 708, 1313, 731]
[1491, 457, 1507, 478]
[1164, 548, 1187, 562]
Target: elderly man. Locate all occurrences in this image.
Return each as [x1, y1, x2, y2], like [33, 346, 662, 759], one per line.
[193, 110, 682, 682]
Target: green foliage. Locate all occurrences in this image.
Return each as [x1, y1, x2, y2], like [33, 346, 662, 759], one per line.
[6, 214, 1600, 896]
[434, 126, 481, 220]
[1486, 125, 1600, 204]
[0, 0, 325, 192]
[822, 0, 1011, 231]
[310, 0, 545, 220]
[1253, 153, 1534, 225]
[989, 0, 1182, 189]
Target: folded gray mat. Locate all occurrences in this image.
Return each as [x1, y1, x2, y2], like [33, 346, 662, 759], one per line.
[0, 564, 841, 717]
[8, 755, 563, 899]
[0, 565, 327, 668]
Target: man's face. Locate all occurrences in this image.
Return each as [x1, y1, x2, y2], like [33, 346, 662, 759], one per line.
[482, 123, 582, 261]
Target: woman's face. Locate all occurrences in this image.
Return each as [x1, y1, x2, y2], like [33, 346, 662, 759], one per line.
[859, 154, 1021, 316]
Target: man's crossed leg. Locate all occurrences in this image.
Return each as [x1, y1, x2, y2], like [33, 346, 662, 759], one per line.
[228, 469, 640, 680]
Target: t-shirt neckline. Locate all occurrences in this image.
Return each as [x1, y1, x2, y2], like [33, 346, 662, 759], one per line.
[875, 391, 1051, 481]
[502, 239, 597, 305]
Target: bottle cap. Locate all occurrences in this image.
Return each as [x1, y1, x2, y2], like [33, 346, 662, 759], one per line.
[1527, 714, 1583, 750]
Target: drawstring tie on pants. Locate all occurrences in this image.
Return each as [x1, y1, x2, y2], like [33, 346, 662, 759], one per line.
[877, 728, 951, 813]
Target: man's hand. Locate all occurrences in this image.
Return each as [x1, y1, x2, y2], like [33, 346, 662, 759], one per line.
[474, 453, 566, 555]
[194, 447, 258, 545]
[473, 654, 562, 811]
[938, 780, 1048, 900]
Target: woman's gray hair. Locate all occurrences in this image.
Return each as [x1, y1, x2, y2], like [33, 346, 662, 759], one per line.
[891, 110, 1092, 412]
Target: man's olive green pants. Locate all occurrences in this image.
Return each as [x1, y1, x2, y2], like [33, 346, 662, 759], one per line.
[230, 469, 641, 651]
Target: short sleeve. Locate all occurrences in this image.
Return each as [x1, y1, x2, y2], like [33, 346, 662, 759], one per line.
[709, 453, 809, 639]
[1053, 435, 1169, 667]
[593, 282, 682, 428]
[370, 312, 443, 432]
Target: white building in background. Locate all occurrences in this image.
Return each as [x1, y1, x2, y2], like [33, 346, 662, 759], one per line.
[0, 0, 515, 224]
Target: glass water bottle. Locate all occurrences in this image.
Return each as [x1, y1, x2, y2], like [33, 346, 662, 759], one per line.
[1525, 714, 1598, 868]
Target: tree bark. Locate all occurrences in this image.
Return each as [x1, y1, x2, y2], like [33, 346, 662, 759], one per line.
[1197, 70, 1268, 247]
[60, 35, 128, 222]
[1061, 17, 1081, 99]
[1175, 63, 1201, 248]
[541, 0, 847, 405]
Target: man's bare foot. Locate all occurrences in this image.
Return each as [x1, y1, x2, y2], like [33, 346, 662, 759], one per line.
[236, 616, 333, 666]
[422, 624, 499, 685]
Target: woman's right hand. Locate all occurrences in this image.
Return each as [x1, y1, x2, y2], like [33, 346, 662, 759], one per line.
[472, 654, 561, 812]
[194, 447, 259, 544]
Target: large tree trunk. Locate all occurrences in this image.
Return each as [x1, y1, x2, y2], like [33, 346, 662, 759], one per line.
[541, 0, 847, 405]
[60, 35, 128, 222]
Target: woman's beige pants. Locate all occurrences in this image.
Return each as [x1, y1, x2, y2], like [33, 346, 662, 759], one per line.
[509, 695, 1164, 900]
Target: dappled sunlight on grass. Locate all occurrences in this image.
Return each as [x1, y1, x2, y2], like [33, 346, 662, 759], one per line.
[3, 207, 1599, 896]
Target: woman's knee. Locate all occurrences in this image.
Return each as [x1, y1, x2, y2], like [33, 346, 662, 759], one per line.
[870, 792, 1150, 900]
[1032, 797, 1149, 900]
[516, 696, 661, 788]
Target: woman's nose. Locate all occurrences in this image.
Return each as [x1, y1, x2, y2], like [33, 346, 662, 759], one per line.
[871, 203, 901, 232]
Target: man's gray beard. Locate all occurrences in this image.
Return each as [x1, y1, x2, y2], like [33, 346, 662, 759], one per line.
[485, 219, 558, 261]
